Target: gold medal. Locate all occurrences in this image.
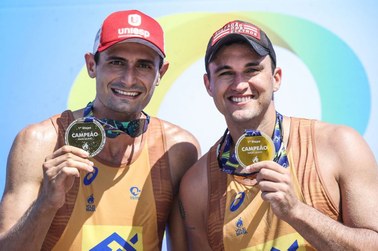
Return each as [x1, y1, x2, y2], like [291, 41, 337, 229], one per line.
[65, 118, 106, 157]
[235, 130, 275, 167]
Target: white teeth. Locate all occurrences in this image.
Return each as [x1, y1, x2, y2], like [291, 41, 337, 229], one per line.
[114, 89, 138, 96]
[231, 96, 251, 103]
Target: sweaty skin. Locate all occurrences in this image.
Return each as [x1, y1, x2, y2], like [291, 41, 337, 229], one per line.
[180, 42, 378, 250]
[0, 42, 201, 250]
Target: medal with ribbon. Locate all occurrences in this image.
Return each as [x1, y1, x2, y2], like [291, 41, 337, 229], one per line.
[217, 111, 289, 176]
[65, 101, 150, 157]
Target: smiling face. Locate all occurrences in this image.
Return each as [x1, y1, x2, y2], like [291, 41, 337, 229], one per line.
[85, 42, 168, 121]
[204, 42, 281, 131]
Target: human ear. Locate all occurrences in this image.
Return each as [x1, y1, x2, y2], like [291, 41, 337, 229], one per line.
[272, 67, 282, 92]
[203, 73, 214, 97]
[159, 60, 169, 78]
[156, 60, 169, 86]
[85, 53, 96, 78]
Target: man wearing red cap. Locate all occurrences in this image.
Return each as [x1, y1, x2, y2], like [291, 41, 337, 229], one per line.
[179, 20, 378, 250]
[0, 10, 200, 250]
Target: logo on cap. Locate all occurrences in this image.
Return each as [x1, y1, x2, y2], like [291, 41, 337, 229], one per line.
[93, 10, 165, 58]
[212, 21, 261, 46]
[128, 14, 141, 26]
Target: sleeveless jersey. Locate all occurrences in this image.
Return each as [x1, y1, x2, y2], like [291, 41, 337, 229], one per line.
[207, 117, 340, 250]
[41, 110, 173, 251]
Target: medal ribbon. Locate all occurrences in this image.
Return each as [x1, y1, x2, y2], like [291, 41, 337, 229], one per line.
[217, 111, 289, 176]
[83, 101, 150, 138]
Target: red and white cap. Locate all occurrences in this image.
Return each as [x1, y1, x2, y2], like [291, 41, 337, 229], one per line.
[93, 10, 165, 58]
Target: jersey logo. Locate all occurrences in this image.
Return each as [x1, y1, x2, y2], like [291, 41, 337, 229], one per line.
[86, 194, 96, 212]
[230, 192, 246, 212]
[271, 240, 299, 251]
[90, 232, 139, 251]
[235, 217, 248, 236]
[82, 225, 143, 251]
[241, 233, 307, 251]
[83, 166, 99, 185]
[130, 186, 141, 200]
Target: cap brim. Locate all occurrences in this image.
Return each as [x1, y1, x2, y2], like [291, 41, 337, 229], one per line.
[96, 37, 165, 59]
[121, 38, 165, 59]
[207, 34, 269, 63]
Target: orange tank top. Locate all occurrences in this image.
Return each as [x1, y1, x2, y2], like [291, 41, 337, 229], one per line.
[41, 110, 173, 250]
[207, 117, 340, 250]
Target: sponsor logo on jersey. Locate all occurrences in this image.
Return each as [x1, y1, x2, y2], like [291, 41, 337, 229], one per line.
[83, 166, 99, 185]
[86, 194, 96, 212]
[130, 186, 141, 200]
[230, 192, 246, 212]
[241, 233, 306, 251]
[82, 225, 143, 251]
[235, 217, 248, 236]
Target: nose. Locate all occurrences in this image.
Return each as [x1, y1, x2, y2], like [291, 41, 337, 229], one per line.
[231, 73, 249, 91]
[120, 66, 137, 87]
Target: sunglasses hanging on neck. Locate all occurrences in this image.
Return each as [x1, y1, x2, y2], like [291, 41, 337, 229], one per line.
[83, 101, 150, 138]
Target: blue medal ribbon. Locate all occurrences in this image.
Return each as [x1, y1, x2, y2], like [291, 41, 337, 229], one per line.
[217, 111, 289, 176]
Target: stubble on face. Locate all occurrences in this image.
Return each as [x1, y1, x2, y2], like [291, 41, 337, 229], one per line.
[207, 43, 276, 128]
[93, 43, 162, 120]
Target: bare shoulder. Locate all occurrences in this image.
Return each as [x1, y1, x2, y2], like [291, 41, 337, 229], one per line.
[19, 116, 59, 141]
[159, 119, 201, 162]
[313, 121, 378, 228]
[314, 121, 378, 230]
[15, 116, 59, 152]
[314, 121, 376, 167]
[314, 120, 378, 197]
[0, 116, 60, 230]
[181, 153, 209, 192]
[157, 119, 201, 188]
[159, 119, 201, 150]
[7, 116, 59, 188]
[180, 153, 209, 211]
[314, 120, 363, 146]
[179, 153, 209, 241]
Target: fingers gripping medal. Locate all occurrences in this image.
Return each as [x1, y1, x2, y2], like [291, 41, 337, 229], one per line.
[65, 118, 106, 157]
[235, 130, 276, 168]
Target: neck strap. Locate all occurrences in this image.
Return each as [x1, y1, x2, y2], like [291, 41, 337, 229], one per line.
[217, 111, 289, 176]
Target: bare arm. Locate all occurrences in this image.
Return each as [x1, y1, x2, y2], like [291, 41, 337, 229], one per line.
[162, 122, 201, 251]
[179, 155, 213, 251]
[247, 122, 378, 250]
[0, 120, 94, 250]
[293, 123, 378, 249]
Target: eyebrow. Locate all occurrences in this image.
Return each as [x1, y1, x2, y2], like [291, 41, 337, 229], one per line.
[214, 65, 232, 75]
[245, 62, 262, 67]
[105, 55, 126, 62]
[137, 58, 156, 66]
[105, 56, 156, 65]
[213, 61, 261, 74]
